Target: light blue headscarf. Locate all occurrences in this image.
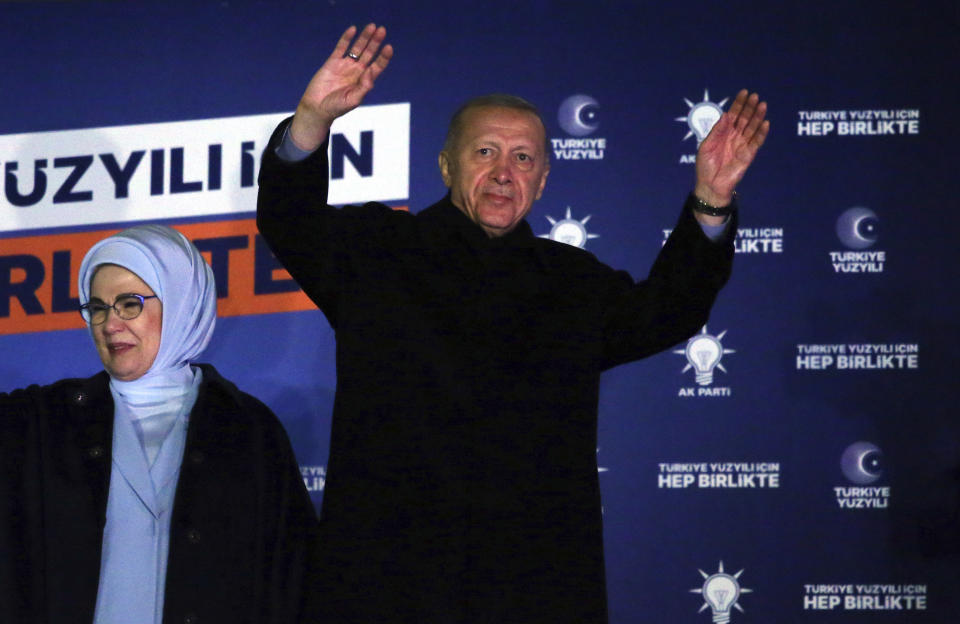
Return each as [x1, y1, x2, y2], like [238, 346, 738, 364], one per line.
[78, 223, 217, 380]
[78, 224, 217, 624]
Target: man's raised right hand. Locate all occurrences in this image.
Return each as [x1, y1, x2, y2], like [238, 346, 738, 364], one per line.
[289, 23, 393, 152]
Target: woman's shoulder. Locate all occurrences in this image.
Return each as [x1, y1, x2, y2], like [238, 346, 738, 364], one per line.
[193, 364, 281, 426]
[190, 364, 297, 458]
[0, 372, 110, 413]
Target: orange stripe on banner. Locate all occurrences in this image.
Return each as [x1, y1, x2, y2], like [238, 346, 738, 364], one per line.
[0, 209, 407, 336]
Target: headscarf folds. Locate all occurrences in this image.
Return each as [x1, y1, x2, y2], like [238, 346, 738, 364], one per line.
[78, 224, 217, 376]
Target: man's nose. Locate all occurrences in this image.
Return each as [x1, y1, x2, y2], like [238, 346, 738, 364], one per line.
[491, 158, 512, 184]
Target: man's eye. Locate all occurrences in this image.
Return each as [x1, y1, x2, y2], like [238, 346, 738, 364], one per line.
[517, 154, 530, 161]
[478, 148, 490, 156]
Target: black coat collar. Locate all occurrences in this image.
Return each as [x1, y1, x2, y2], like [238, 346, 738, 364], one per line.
[418, 194, 538, 247]
[417, 195, 554, 273]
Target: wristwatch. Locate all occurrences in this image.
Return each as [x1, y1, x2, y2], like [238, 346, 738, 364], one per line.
[690, 192, 737, 217]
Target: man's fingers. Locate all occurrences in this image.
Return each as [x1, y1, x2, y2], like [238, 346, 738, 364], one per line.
[750, 120, 771, 150]
[726, 89, 749, 121]
[348, 23, 377, 60]
[367, 43, 394, 82]
[330, 25, 357, 62]
[357, 25, 387, 65]
[742, 100, 767, 138]
[733, 92, 759, 130]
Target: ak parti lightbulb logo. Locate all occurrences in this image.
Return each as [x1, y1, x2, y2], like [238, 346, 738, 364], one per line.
[690, 561, 753, 624]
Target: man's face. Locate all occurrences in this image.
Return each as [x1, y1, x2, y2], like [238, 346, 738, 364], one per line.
[439, 106, 550, 237]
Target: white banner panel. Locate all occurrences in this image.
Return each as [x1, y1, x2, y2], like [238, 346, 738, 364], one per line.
[0, 103, 410, 233]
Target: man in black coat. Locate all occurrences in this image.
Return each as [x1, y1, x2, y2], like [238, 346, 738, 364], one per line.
[257, 23, 769, 624]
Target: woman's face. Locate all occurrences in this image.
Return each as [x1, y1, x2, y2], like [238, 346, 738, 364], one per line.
[89, 264, 162, 381]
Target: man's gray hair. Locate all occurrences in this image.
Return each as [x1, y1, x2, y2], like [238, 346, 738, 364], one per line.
[443, 94, 549, 159]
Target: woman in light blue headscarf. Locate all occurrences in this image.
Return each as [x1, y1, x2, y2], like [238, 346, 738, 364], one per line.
[1, 224, 318, 624]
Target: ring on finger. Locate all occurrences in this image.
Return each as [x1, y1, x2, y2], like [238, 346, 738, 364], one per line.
[347, 51, 360, 60]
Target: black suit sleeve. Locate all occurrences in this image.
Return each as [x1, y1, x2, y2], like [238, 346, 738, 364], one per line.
[599, 197, 736, 370]
[257, 118, 397, 330]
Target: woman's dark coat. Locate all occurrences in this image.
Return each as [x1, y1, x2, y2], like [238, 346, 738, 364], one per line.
[0, 364, 318, 624]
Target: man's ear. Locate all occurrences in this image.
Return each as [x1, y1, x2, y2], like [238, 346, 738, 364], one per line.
[438, 151, 452, 188]
[534, 165, 550, 201]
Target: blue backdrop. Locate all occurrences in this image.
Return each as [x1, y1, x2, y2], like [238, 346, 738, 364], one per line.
[2, 1, 958, 622]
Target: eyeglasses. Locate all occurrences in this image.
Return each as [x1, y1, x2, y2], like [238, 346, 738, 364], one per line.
[79, 294, 159, 325]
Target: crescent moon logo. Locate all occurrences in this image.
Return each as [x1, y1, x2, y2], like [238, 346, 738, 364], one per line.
[836, 207, 879, 250]
[840, 441, 883, 484]
[558, 94, 600, 137]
